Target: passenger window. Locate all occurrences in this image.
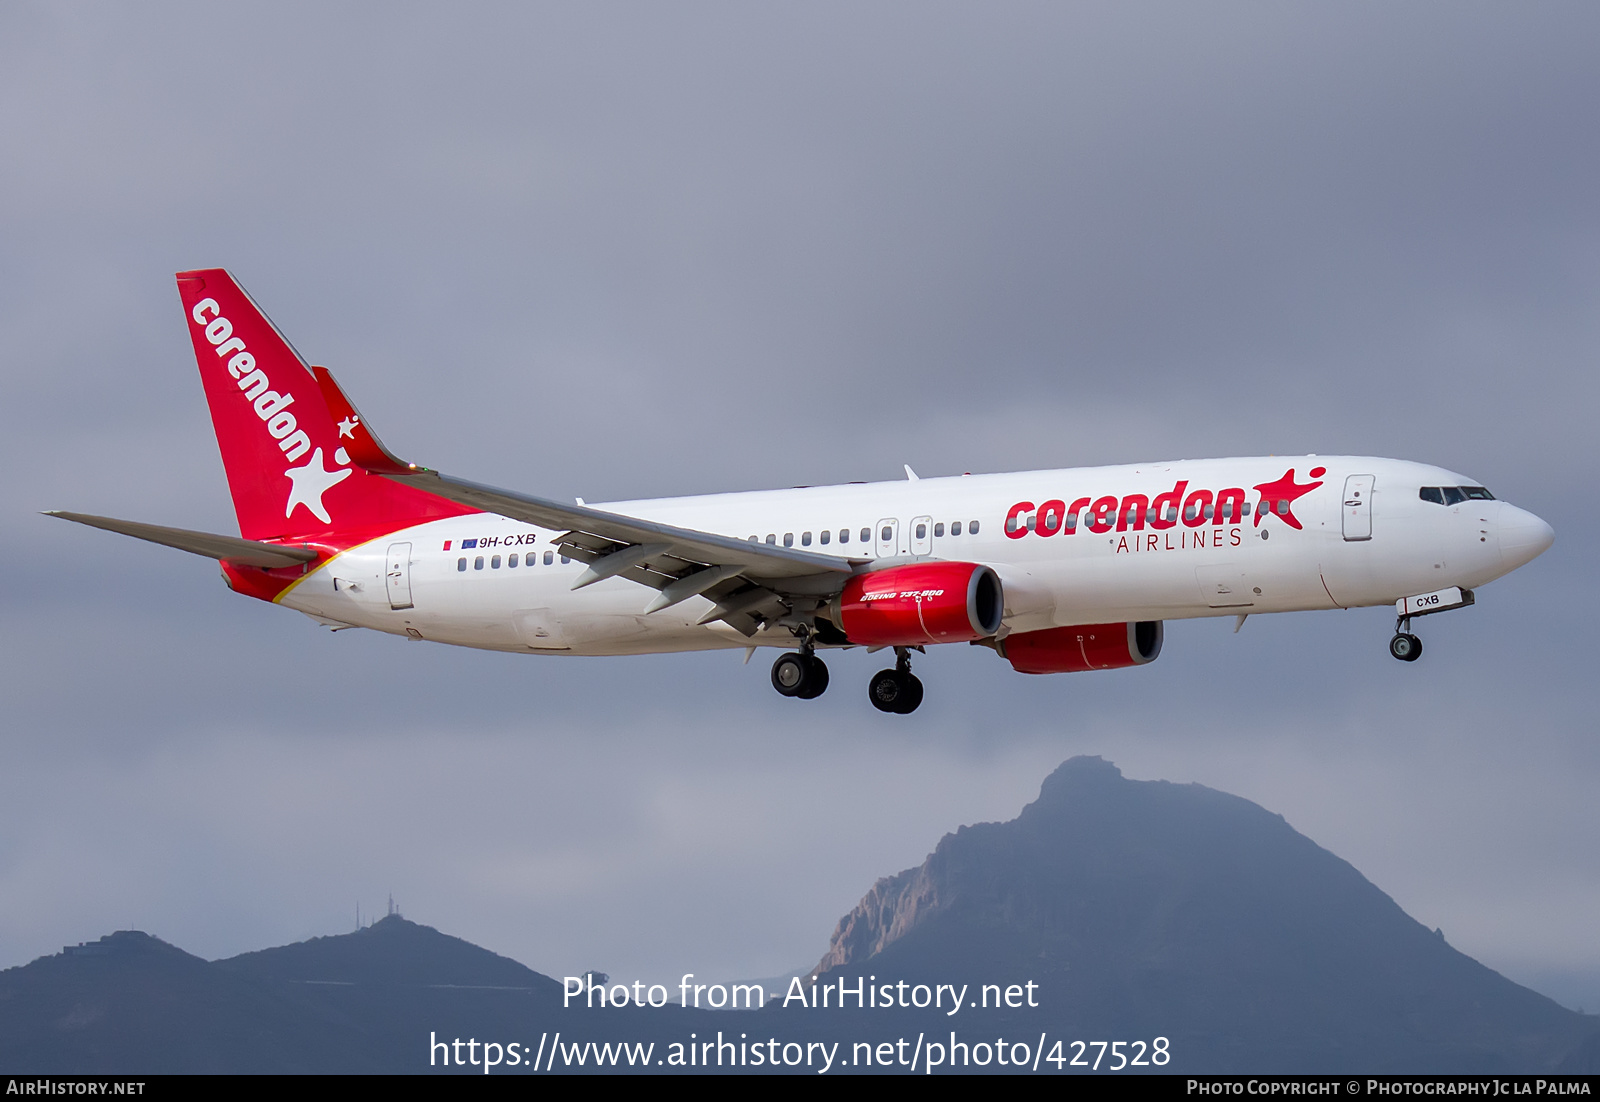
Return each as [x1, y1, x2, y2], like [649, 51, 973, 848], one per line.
[880, 525, 892, 542]
[474, 556, 484, 570]
[457, 557, 466, 571]
[839, 529, 849, 543]
[508, 553, 518, 567]
[1242, 502, 1252, 515]
[1065, 514, 1077, 530]
[1203, 504, 1213, 520]
[560, 555, 570, 564]
[916, 523, 927, 539]
[1276, 500, 1289, 515]
[968, 520, 979, 534]
[783, 533, 794, 547]
[801, 531, 812, 546]
[860, 528, 870, 542]
[934, 522, 945, 537]
[820, 530, 830, 545]
[765, 534, 776, 544]
[952, 521, 962, 536]
[491, 555, 502, 569]
[544, 551, 554, 565]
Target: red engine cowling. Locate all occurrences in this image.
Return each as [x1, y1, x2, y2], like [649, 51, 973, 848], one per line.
[830, 562, 1004, 646]
[998, 621, 1163, 674]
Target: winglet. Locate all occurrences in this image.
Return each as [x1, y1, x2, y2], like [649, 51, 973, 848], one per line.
[311, 366, 417, 476]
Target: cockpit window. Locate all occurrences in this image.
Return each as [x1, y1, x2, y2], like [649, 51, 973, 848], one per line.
[1420, 485, 1495, 506]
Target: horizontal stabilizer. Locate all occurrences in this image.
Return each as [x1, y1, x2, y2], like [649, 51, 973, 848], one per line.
[44, 512, 318, 568]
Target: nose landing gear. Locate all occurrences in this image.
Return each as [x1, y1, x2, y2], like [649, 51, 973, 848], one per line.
[869, 647, 924, 714]
[1389, 616, 1423, 662]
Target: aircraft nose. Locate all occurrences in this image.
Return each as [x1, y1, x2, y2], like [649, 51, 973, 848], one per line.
[1498, 503, 1554, 571]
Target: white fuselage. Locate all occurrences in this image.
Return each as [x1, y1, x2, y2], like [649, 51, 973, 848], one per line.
[275, 455, 1550, 656]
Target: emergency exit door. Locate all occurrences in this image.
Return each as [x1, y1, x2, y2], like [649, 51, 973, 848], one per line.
[875, 518, 900, 558]
[1342, 475, 1374, 541]
[386, 542, 415, 609]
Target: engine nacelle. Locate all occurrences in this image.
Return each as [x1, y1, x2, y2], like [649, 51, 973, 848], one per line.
[996, 621, 1163, 674]
[830, 562, 1004, 647]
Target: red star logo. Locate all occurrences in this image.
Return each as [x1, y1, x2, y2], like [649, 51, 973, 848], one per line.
[1253, 466, 1325, 530]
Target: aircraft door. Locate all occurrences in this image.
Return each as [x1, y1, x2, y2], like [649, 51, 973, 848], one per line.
[875, 518, 900, 558]
[385, 541, 415, 610]
[910, 515, 933, 557]
[1342, 475, 1374, 541]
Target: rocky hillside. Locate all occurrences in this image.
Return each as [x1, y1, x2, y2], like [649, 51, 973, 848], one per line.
[811, 756, 1595, 1073]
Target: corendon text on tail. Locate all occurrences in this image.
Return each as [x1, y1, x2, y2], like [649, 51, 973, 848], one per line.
[47, 269, 1555, 715]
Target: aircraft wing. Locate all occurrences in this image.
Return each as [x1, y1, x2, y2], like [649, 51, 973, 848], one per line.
[44, 511, 319, 568]
[313, 367, 864, 633]
[390, 469, 853, 582]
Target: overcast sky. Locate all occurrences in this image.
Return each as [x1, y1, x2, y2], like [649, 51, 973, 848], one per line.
[2, 2, 1597, 1011]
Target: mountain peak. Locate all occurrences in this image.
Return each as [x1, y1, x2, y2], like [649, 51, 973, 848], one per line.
[810, 756, 1586, 1071]
[1033, 753, 1124, 800]
[217, 915, 560, 993]
[58, 930, 200, 963]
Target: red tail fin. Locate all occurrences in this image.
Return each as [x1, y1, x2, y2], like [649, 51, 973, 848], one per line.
[176, 269, 473, 540]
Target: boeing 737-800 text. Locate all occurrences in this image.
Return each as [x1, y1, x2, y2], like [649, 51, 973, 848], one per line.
[48, 269, 1555, 713]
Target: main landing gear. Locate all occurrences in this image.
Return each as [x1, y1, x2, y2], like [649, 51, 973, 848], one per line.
[1389, 616, 1423, 663]
[868, 647, 924, 714]
[769, 635, 924, 714]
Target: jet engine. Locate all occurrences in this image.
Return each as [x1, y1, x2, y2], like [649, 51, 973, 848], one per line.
[828, 562, 1003, 647]
[995, 621, 1163, 674]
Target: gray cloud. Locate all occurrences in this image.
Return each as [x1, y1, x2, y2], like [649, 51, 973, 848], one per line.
[2, 1, 1596, 1011]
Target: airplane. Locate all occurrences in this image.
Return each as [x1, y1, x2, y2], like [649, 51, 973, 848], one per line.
[48, 269, 1555, 714]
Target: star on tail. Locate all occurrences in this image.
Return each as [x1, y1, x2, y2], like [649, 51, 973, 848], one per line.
[284, 448, 354, 524]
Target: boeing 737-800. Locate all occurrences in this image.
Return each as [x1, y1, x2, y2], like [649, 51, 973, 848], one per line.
[48, 269, 1555, 713]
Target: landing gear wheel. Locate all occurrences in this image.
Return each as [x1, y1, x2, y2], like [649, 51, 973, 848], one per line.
[773, 652, 829, 698]
[895, 673, 924, 714]
[797, 655, 829, 699]
[868, 669, 924, 714]
[1388, 633, 1422, 662]
[772, 652, 808, 696]
[869, 669, 904, 712]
